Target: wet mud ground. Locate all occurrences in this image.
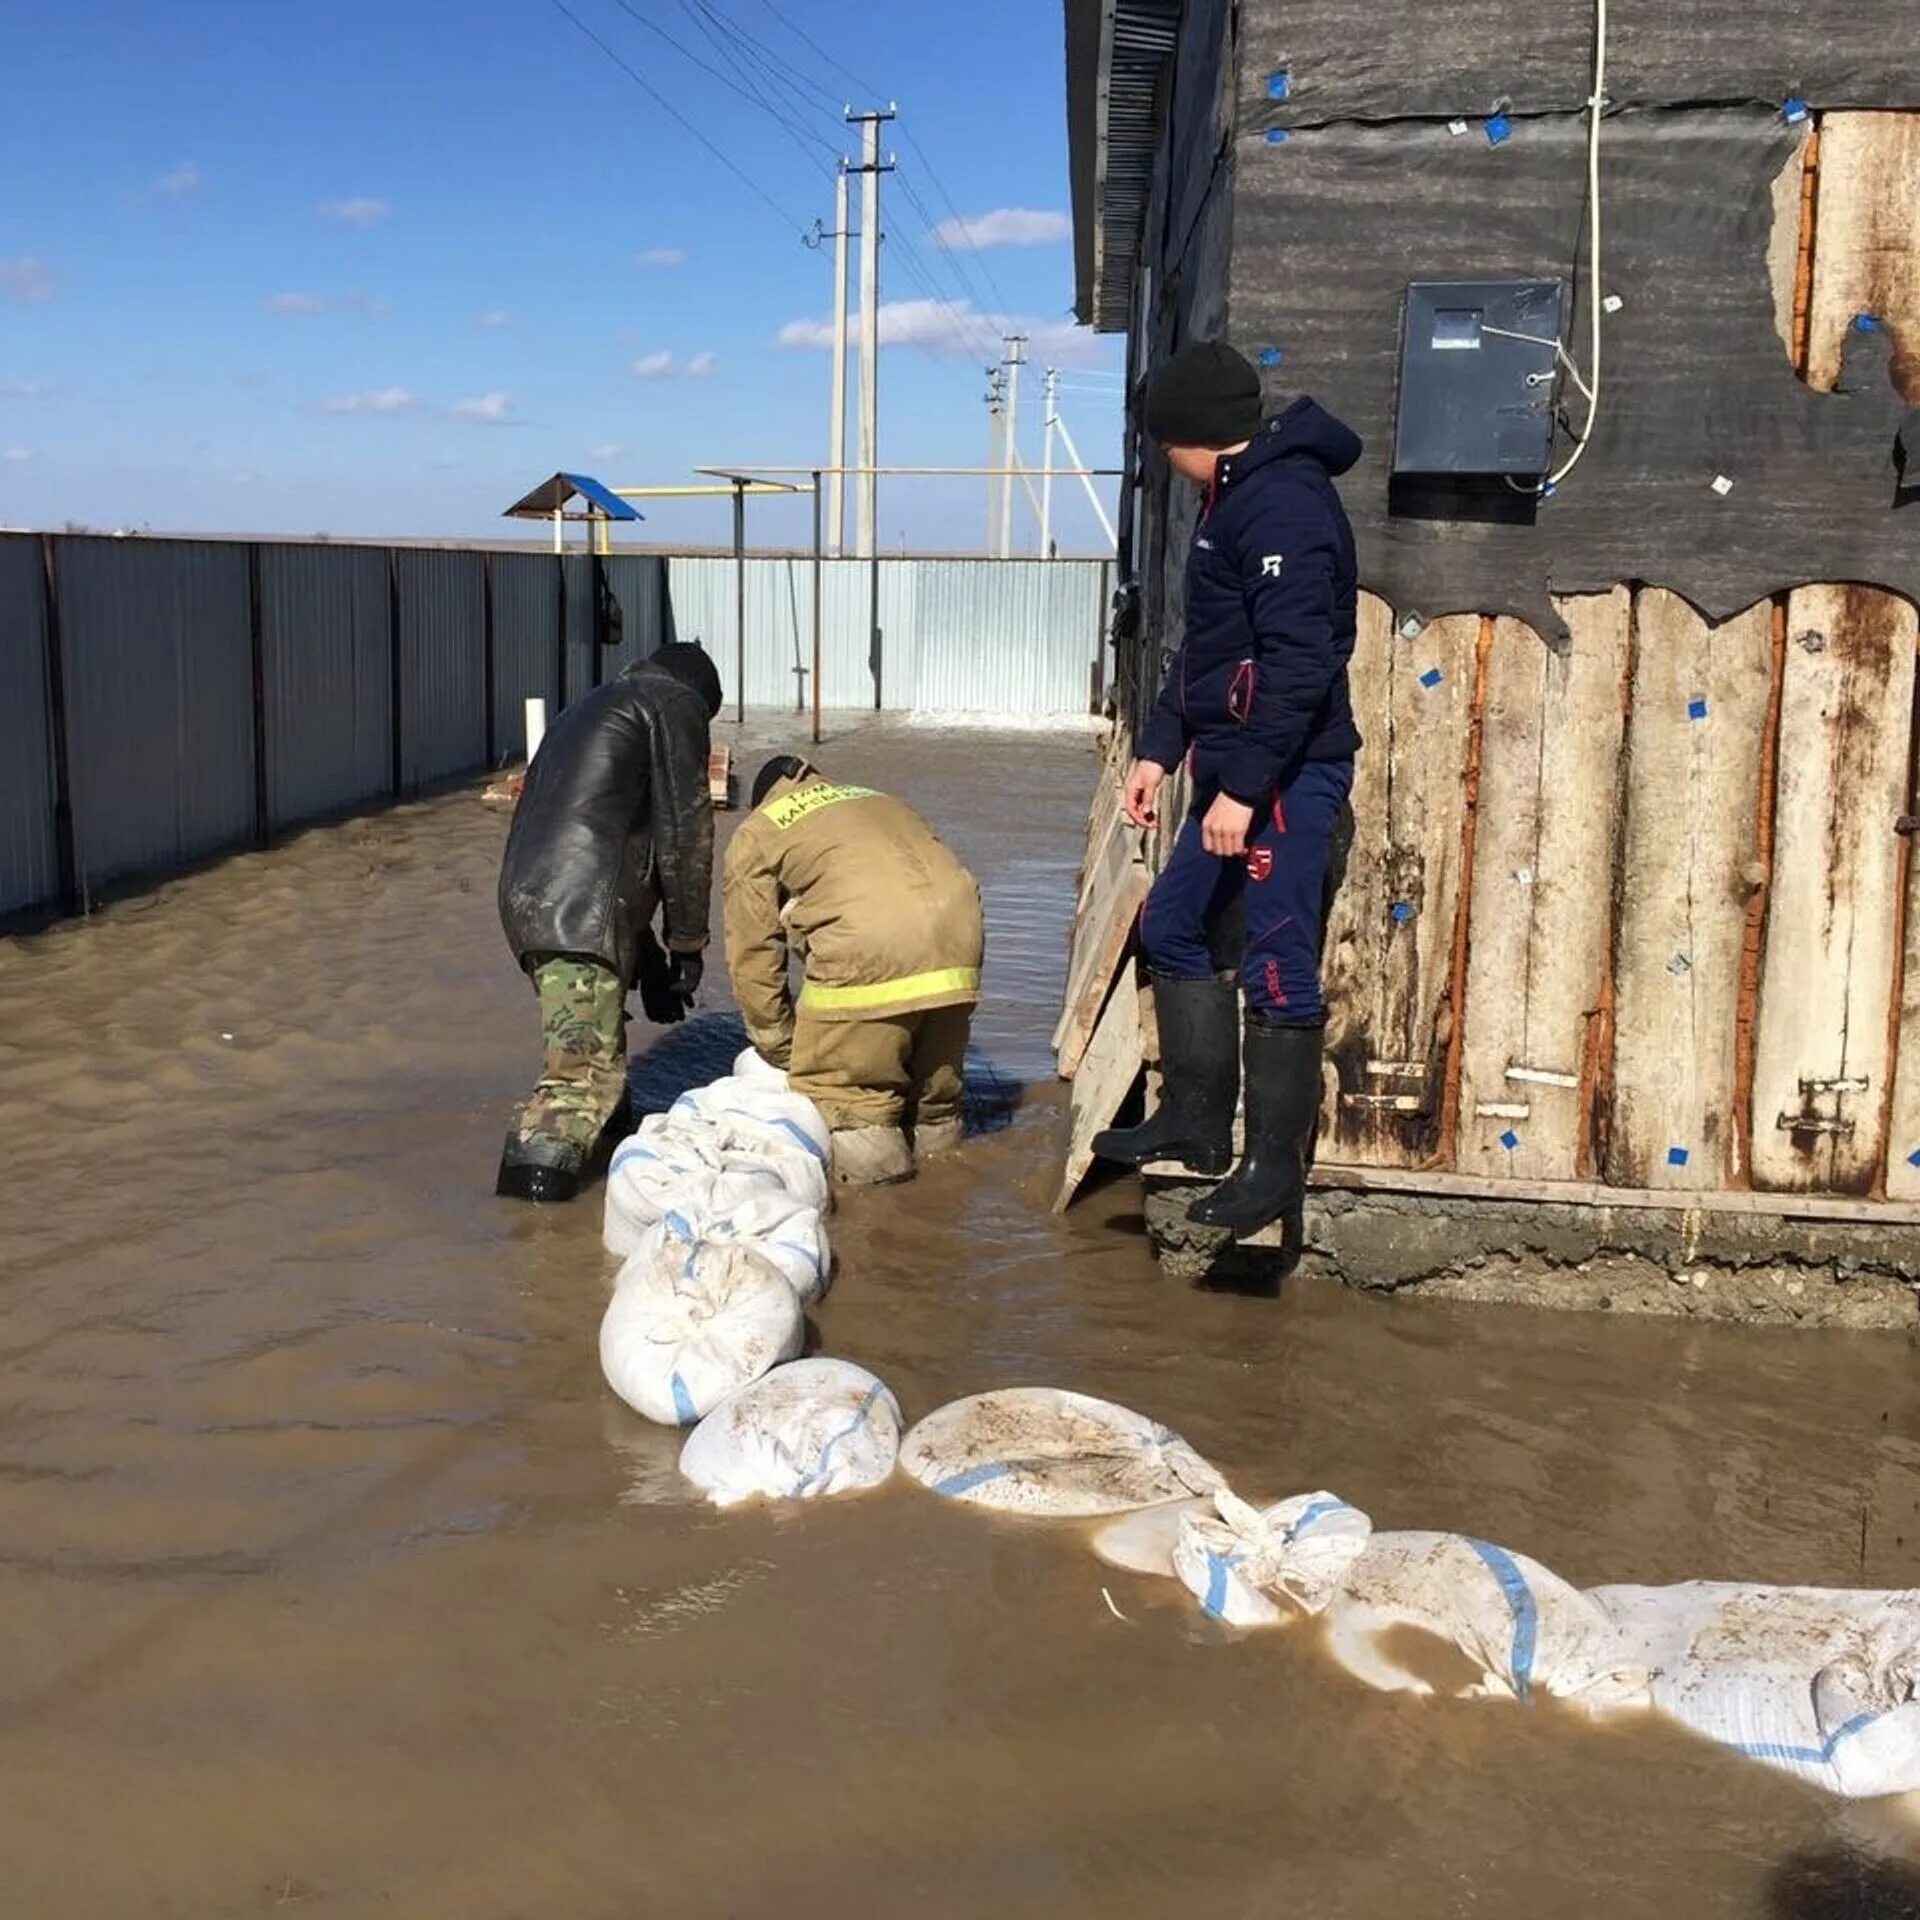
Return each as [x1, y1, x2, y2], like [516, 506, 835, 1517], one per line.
[3, 718, 1920, 1918]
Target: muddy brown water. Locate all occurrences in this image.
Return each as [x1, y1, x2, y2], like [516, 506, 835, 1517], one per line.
[3, 719, 1919, 1919]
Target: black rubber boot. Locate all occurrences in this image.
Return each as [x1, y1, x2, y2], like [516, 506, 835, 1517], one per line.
[495, 1130, 585, 1203]
[1091, 972, 1239, 1177]
[1188, 1020, 1324, 1237]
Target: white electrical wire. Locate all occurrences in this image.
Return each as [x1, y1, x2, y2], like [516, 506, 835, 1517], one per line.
[1546, 0, 1608, 489]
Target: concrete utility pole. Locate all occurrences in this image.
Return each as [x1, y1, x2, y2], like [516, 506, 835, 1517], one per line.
[983, 364, 1006, 554]
[997, 334, 1027, 559]
[846, 107, 896, 559]
[1039, 366, 1060, 560]
[827, 165, 851, 556]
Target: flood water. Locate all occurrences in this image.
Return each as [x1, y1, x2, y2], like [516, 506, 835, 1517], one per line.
[3, 718, 1920, 1919]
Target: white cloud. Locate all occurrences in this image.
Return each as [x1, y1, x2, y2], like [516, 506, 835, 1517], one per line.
[3, 447, 34, 463]
[636, 247, 686, 269]
[0, 257, 56, 304]
[778, 298, 1101, 365]
[0, 380, 46, 400]
[686, 351, 717, 377]
[632, 352, 676, 378]
[265, 290, 327, 314]
[318, 197, 391, 227]
[475, 309, 514, 329]
[320, 386, 419, 415]
[450, 390, 515, 424]
[340, 289, 390, 316]
[592, 441, 626, 460]
[932, 207, 1071, 250]
[156, 161, 202, 195]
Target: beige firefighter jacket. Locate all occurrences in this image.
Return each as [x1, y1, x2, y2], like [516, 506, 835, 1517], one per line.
[722, 775, 985, 1061]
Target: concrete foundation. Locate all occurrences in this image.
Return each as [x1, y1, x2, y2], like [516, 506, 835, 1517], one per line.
[1143, 1178, 1920, 1329]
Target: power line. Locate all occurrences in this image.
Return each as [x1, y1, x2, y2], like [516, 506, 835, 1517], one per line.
[897, 124, 1014, 319]
[544, 0, 810, 233]
[692, 0, 846, 117]
[749, 0, 882, 101]
[672, 0, 842, 172]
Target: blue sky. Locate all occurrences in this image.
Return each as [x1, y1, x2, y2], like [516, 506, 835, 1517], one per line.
[0, 0, 1125, 552]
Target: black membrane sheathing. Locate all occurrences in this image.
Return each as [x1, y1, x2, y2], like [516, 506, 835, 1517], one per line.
[1227, 110, 1916, 643]
[1237, 0, 1920, 126]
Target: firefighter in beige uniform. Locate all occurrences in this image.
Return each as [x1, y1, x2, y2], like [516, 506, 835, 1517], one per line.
[723, 755, 985, 1186]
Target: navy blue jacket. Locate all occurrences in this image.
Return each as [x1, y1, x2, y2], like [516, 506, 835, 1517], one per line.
[1136, 397, 1363, 804]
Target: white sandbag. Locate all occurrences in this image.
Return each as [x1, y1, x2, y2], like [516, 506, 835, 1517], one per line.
[1588, 1581, 1920, 1797]
[602, 1117, 729, 1259]
[599, 1238, 804, 1426]
[899, 1388, 1226, 1517]
[733, 1046, 789, 1088]
[1090, 1498, 1215, 1577]
[653, 1189, 833, 1306]
[1172, 1491, 1375, 1626]
[667, 1076, 832, 1172]
[679, 1358, 901, 1507]
[1321, 1531, 1646, 1709]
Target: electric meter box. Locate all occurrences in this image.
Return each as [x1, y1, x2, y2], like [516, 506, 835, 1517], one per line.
[1391, 279, 1565, 479]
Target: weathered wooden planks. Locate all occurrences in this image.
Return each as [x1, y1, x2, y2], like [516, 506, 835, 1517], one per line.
[1051, 760, 1125, 1056]
[1320, 597, 1477, 1168]
[1805, 113, 1920, 400]
[1456, 595, 1630, 1179]
[1609, 593, 1776, 1190]
[1054, 794, 1149, 1080]
[1751, 586, 1917, 1192]
[1054, 966, 1142, 1212]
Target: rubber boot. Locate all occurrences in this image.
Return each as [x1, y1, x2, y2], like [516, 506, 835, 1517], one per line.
[496, 1095, 631, 1204]
[1188, 1020, 1324, 1237]
[1091, 972, 1238, 1176]
[495, 1130, 586, 1203]
[832, 1125, 916, 1188]
[912, 1114, 966, 1161]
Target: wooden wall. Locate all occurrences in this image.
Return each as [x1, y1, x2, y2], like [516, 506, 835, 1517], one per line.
[1064, 108, 1920, 1215]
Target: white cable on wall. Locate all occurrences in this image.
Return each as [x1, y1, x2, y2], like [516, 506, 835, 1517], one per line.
[1547, 0, 1609, 490]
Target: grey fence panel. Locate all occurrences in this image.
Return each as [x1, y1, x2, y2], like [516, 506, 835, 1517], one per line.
[394, 548, 486, 790]
[259, 543, 392, 828]
[0, 535, 58, 915]
[907, 560, 1105, 715]
[55, 536, 254, 895]
[601, 554, 667, 678]
[560, 554, 596, 707]
[489, 553, 562, 757]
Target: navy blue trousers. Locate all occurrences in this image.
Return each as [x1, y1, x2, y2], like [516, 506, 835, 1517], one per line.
[1140, 758, 1354, 1023]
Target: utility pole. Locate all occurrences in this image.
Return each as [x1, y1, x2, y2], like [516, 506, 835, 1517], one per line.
[1039, 366, 1059, 560]
[827, 165, 851, 556]
[997, 334, 1027, 558]
[983, 364, 1005, 554]
[846, 107, 896, 560]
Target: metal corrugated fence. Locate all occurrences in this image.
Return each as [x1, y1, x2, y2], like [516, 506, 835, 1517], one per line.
[260, 543, 392, 827]
[0, 537, 58, 916]
[0, 538, 1112, 922]
[665, 556, 1110, 714]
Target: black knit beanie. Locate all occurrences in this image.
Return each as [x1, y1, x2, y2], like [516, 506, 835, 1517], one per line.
[645, 640, 724, 719]
[751, 754, 817, 808]
[1139, 340, 1264, 448]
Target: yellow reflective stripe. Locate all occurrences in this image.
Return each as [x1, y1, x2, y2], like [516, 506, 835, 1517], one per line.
[800, 966, 981, 1012]
[762, 783, 877, 830]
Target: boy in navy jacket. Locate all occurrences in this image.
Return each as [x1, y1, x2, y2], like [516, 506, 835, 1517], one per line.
[1094, 340, 1361, 1238]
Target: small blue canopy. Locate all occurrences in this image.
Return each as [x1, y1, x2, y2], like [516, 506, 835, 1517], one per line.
[503, 472, 643, 521]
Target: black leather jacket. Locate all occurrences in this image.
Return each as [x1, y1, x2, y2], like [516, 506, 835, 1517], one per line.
[497, 660, 713, 982]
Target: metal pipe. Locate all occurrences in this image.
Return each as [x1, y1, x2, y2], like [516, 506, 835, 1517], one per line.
[810, 470, 823, 746]
[731, 478, 747, 726]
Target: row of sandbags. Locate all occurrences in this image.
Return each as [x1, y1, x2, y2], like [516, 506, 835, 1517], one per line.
[598, 1054, 835, 1428]
[593, 1076, 1919, 1801]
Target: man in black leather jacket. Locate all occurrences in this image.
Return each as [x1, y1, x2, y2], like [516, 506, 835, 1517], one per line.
[494, 642, 723, 1202]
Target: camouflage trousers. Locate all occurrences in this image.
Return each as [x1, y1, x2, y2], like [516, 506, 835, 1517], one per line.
[514, 957, 629, 1152]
